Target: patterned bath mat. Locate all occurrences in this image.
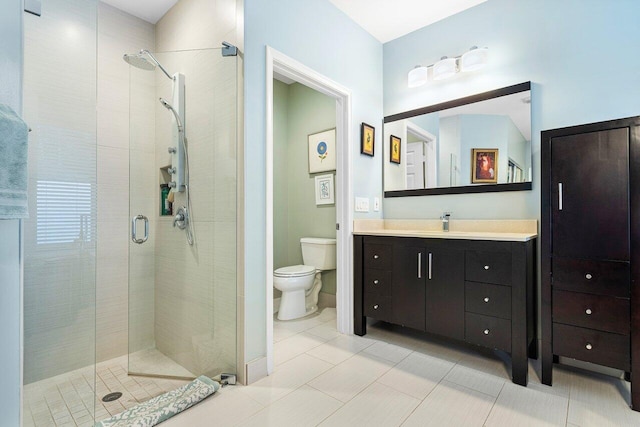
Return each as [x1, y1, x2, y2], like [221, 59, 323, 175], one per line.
[95, 375, 220, 427]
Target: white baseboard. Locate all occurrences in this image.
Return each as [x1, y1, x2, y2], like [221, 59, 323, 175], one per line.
[245, 356, 268, 384]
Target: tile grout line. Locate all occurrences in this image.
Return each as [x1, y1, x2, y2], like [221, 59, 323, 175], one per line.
[482, 381, 506, 426]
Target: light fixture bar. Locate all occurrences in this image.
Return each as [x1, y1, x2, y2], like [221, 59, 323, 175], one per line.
[407, 46, 489, 88]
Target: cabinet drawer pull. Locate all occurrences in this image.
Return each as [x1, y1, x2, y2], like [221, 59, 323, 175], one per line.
[483, 329, 490, 335]
[373, 279, 379, 285]
[484, 265, 490, 270]
[585, 308, 592, 315]
[373, 304, 379, 310]
[428, 252, 433, 280]
[373, 255, 379, 259]
[585, 273, 592, 280]
[586, 343, 593, 350]
[418, 252, 422, 279]
[483, 297, 490, 303]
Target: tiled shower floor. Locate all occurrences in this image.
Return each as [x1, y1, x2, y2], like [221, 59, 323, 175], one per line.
[23, 350, 190, 427]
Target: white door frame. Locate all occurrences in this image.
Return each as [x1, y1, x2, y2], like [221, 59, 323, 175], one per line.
[265, 46, 353, 374]
[406, 122, 437, 188]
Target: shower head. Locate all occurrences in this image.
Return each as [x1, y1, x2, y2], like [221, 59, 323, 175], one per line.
[122, 53, 155, 71]
[123, 49, 173, 80]
[159, 98, 183, 132]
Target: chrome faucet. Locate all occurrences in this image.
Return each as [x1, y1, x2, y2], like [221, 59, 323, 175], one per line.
[441, 212, 452, 232]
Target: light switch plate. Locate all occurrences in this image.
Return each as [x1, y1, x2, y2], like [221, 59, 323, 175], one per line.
[373, 197, 380, 212]
[355, 197, 370, 212]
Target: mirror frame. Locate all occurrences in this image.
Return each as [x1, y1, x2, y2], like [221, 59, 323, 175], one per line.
[383, 82, 532, 198]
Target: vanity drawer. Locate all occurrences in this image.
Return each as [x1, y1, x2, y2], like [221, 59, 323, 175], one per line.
[363, 294, 391, 320]
[363, 269, 391, 296]
[553, 289, 629, 335]
[465, 250, 512, 286]
[363, 243, 392, 270]
[465, 282, 511, 320]
[553, 323, 630, 371]
[552, 257, 629, 297]
[465, 312, 511, 352]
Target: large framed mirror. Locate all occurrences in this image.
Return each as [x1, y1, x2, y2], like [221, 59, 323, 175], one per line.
[384, 82, 532, 197]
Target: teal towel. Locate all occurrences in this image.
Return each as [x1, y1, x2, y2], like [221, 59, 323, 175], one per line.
[0, 104, 29, 219]
[94, 375, 220, 427]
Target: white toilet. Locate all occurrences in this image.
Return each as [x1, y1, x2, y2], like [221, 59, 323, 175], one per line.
[274, 237, 336, 320]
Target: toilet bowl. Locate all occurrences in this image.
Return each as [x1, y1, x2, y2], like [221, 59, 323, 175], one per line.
[274, 237, 336, 320]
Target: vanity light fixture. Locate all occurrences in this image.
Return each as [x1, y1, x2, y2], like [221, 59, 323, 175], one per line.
[433, 56, 458, 81]
[407, 46, 489, 87]
[408, 65, 429, 88]
[460, 46, 489, 72]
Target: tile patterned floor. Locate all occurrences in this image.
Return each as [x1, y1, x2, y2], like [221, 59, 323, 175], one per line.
[23, 350, 189, 427]
[164, 307, 640, 427]
[23, 308, 640, 426]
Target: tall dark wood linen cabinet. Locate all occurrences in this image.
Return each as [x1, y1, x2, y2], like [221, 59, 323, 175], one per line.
[541, 116, 640, 410]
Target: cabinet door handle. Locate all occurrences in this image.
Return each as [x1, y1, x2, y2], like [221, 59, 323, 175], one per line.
[483, 329, 490, 335]
[484, 265, 490, 270]
[373, 279, 379, 285]
[585, 308, 592, 315]
[586, 343, 593, 350]
[483, 297, 490, 303]
[558, 182, 563, 210]
[428, 252, 433, 280]
[373, 304, 379, 310]
[373, 254, 379, 259]
[417, 252, 422, 279]
[585, 273, 592, 280]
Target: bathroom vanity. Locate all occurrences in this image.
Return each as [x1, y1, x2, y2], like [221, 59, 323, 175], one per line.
[353, 220, 537, 386]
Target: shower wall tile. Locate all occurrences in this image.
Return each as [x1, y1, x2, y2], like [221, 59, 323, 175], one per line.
[156, 0, 240, 52]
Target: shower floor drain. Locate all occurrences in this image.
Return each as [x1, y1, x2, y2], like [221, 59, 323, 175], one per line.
[102, 392, 123, 402]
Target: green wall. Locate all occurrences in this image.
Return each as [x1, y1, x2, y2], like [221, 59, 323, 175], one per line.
[273, 80, 337, 296]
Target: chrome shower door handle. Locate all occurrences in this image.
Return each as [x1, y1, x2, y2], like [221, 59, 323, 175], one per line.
[131, 214, 149, 244]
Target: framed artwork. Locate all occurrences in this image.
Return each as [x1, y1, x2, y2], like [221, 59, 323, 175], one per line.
[390, 135, 401, 164]
[472, 148, 499, 183]
[314, 174, 334, 205]
[360, 122, 375, 156]
[308, 128, 336, 173]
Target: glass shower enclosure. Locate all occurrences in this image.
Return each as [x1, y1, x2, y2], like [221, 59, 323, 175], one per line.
[127, 47, 238, 381]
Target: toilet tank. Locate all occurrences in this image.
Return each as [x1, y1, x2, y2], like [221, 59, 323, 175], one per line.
[300, 237, 336, 270]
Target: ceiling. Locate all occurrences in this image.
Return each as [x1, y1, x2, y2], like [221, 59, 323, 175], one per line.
[101, 0, 179, 24]
[328, 0, 487, 43]
[102, 0, 486, 42]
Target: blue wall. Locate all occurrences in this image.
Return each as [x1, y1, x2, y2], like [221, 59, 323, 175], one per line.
[244, 0, 383, 361]
[383, 0, 640, 219]
[0, 0, 23, 424]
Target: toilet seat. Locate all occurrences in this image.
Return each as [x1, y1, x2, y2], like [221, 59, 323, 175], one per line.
[274, 265, 316, 278]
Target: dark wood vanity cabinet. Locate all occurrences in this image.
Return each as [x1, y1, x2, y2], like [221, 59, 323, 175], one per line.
[354, 235, 536, 386]
[541, 116, 640, 410]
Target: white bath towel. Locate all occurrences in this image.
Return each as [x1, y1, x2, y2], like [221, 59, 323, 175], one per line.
[0, 104, 29, 219]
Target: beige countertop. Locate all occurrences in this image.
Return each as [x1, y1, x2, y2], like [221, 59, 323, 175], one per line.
[353, 219, 537, 242]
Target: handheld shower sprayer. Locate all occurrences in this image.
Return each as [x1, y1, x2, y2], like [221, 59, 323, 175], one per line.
[159, 98, 183, 132]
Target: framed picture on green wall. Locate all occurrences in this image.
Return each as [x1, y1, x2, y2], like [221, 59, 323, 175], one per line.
[315, 174, 334, 205]
[308, 128, 336, 173]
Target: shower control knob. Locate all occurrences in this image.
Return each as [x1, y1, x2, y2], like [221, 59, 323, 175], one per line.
[168, 147, 177, 154]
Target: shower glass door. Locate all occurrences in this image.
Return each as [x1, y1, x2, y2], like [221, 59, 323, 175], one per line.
[128, 48, 238, 380]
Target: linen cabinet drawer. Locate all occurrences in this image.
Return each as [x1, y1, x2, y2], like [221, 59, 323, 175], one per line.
[465, 312, 511, 352]
[552, 257, 629, 297]
[553, 323, 630, 371]
[553, 290, 629, 335]
[363, 294, 391, 320]
[465, 282, 511, 320]
[465, 251, 511, 286]
[363, 269, 391, 296]
[363, 243, 392, 270]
